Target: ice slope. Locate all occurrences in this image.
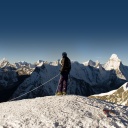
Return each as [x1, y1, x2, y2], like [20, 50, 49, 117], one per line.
[90, 82, 128, 106]
[0, 95, 128, 128]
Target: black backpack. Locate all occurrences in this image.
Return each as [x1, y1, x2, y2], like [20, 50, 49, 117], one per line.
[64, 57, 71, 72]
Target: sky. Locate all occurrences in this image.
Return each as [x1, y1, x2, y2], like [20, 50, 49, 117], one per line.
[0, 0, 128, 65]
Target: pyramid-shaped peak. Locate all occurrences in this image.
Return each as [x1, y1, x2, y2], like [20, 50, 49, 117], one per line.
[110, 54, 120, 61]
[104, 54, 123, 71]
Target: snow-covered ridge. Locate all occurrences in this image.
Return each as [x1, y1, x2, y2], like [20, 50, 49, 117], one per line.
[14, 61, 35, 69]
[83, 60, 96, 67]
[123, 82, 128, 91]
[0, 95, 128, 128]
[90, 82, 128, 106]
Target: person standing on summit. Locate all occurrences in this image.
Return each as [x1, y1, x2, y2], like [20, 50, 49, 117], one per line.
[56, 52, 71, 95]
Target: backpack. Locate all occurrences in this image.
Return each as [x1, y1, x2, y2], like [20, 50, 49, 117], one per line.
[61, 57, 71, 73]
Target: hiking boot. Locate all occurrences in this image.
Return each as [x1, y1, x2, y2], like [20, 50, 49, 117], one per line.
[55, 92, 62, 96]
[62, 92, 66, 95]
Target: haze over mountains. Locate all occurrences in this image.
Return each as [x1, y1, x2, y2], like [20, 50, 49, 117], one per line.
[0, 54, 128, 105]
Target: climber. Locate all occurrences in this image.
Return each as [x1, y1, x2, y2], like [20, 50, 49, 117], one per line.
[56, 52, 71, 95]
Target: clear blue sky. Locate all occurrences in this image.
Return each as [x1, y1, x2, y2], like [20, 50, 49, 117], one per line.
[0, 0, 128, 65]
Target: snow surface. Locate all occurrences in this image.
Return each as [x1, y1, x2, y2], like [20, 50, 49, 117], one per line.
[14, 61, 35, 69]
[83, 60, 96, 67]
[123, 82, 128, 91]
[104, 54, 121, 70]
[0, 95, 128, 128]
[110, 54, 120, 61]
[90, 82, 128, 106]
[93, 82, 128, 97]
[0, 58, 10, 68]
[93, 90, 116, 96]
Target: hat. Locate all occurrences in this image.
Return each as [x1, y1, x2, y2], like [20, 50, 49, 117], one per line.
[62, 52, 67, 57]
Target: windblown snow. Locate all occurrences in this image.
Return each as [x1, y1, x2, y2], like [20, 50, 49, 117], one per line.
[0, 95, 128, 128]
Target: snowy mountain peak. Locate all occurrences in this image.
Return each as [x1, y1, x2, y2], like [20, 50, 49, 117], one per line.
[0, 58, 11, 68]
[35, 60, 44, 67]
[83, 60, 96, 67]
[49, 61, 59, 66]
[110, 54, 120, 61]
[103, 54, 127, 80]
[18, 61, 28, 65]
[36, 60, 44, 64]
[14, 61, 35, 69]
[95, 61, 102, 68]
[0, 58, 8, 63]
[104, 54, 122, 70]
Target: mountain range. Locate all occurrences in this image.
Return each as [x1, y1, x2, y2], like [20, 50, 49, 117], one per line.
[0, 54, 128, 104]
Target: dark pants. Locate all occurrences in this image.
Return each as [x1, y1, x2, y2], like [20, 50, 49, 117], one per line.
[57, 72, 68, 93]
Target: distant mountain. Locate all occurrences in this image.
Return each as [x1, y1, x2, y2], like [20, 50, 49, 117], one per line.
[104, 54, 128, 80]
[0, 58, 16, 70]
[104, 54, 121, 70]
[10, 54, 127, 101]
[0, 59, 31, 102]
[83, 60, 96, 67]
[0, 58, 18, 88]
[14, 61, 35, 76]
[14, 61, 35, 69]
[0, 54, 128, 102]
[89, 82, 128, 106]
[83, 60, 103, 69]
[10, 61, 93, 100]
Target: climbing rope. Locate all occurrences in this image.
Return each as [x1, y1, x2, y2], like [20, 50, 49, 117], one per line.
[9, 73, 60, 101]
